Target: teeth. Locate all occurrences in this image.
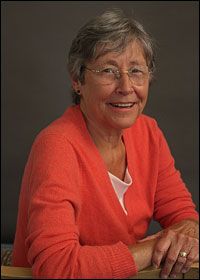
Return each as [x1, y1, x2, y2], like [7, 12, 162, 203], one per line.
[111, 103, 134, 108]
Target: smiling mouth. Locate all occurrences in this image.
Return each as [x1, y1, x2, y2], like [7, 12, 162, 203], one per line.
[109, 102, 137, 108]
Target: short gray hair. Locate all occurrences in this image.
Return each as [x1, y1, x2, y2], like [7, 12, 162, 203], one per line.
[68, 9, 156, 104]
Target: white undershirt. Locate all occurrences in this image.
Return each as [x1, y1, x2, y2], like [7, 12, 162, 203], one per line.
[108, 168, 132, 215]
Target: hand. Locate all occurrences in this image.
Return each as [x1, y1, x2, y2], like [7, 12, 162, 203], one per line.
[151, 219, 199, 278]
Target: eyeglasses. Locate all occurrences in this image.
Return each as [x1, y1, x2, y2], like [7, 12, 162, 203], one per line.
[85, 65, 150, 86]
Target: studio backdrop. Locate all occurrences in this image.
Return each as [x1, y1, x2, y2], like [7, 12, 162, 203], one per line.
[1, 1, 199, 243]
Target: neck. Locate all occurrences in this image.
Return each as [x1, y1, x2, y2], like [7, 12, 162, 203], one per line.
[80, 107, 127, 180]
[81, 110, 123, 151]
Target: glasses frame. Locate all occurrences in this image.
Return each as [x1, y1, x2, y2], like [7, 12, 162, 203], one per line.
[84, 65, 151, 86]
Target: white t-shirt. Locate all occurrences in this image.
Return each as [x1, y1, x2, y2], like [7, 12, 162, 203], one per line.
[108, 168, 132, 215]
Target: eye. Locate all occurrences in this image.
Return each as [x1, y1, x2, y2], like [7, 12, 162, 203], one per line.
[101, 67, 116, 74]
[129, 67, 144, 74]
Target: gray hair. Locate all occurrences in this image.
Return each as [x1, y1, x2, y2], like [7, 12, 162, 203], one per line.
[68, 9, 156, 104]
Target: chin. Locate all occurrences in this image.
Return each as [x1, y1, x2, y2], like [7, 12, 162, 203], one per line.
[113, 115, 139, 130]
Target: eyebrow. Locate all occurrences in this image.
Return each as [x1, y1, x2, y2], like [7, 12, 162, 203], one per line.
[129, 60, 143, 66]
[99, 59, 145, 66]
[99, 60, 118, 66]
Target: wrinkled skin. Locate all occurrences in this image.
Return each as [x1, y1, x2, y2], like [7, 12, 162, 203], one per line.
[139, 219, 199, 278]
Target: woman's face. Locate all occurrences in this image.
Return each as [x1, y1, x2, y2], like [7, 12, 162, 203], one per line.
[73, 41, 150, 133]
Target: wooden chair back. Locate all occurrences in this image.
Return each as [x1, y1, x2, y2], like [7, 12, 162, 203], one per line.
[1, 262, 199, 279]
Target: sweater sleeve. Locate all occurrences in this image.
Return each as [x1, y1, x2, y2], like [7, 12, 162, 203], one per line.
[153, 126, 199, 228]
[25, 133, 137, 279]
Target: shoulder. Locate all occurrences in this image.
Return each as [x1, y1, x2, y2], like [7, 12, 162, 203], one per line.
[24, 106, 86, 171]
[32, 105, 84, 148]
[25, 105, 88, 164]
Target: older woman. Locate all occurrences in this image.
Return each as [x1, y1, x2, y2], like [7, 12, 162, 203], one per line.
[12, 9, 198, 279]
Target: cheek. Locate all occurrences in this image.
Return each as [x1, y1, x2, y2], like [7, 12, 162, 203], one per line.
[81, 88, 105, 111]
[134, 87, 148, 101]
[86, 86, 113, 103]
[140, 83, 149, 98]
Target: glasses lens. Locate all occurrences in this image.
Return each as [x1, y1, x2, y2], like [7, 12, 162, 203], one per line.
[96, 68, 116, 85]
[128, 66, 149, 86]
[87, 66, 149, 85]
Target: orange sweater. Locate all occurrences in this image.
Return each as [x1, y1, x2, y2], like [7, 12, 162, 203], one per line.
[12, 105, 198, 279]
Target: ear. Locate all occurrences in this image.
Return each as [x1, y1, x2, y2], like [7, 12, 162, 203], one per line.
[71, 78, 81, 93]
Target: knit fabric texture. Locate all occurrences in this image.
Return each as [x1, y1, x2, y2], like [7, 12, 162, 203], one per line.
[12, 105, 199, 279]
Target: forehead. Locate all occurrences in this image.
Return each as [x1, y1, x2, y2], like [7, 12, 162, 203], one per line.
[93, 40, 147, 65]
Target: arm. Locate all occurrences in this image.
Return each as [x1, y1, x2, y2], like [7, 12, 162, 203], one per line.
[25, 134, 137, 279]
[138, 125, 199, 278]
[128, 239, 158, 271]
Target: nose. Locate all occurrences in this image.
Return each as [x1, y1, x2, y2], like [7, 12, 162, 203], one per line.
[115, 72, 134, 95]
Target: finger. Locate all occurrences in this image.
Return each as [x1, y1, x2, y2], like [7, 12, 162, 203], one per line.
[159, 243, 188, 278]
[169, 238, 198, 277]
[151, 234, 172, 268]
[161, 232, 193, 278]
[158, 231, 190, 278]
[181, 243, 199, 274]
[169, 254, 188, 277]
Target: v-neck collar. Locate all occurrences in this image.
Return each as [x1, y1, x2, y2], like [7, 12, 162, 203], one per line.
[65, 105, 137, 225]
